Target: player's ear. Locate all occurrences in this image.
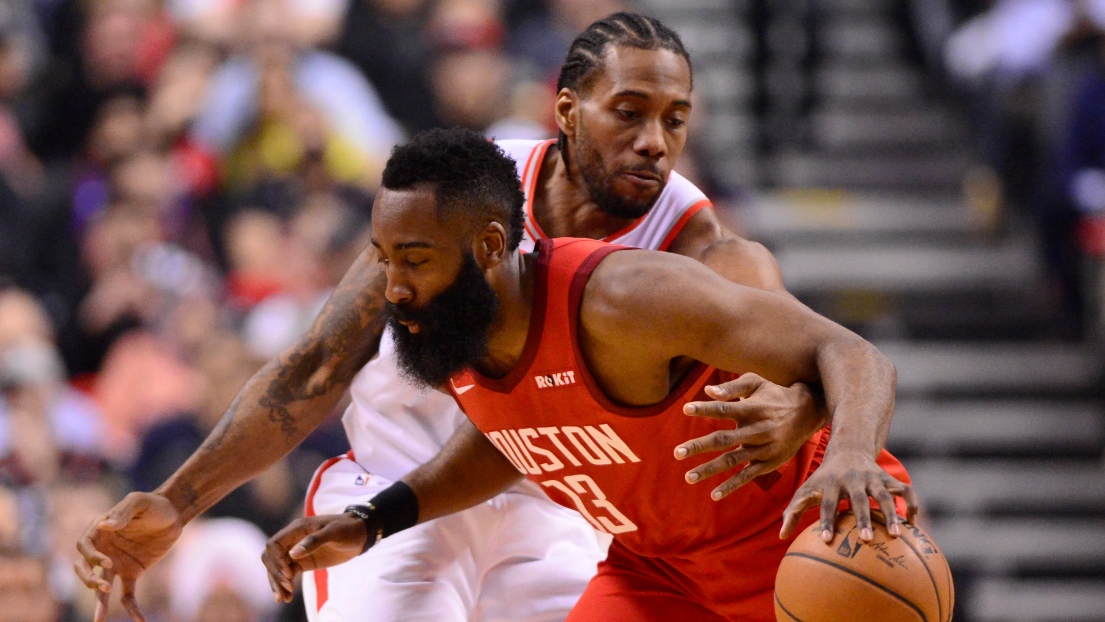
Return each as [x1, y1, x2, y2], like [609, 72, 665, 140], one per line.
[474, 222, 508, 268]
[554, 88, 578, 139]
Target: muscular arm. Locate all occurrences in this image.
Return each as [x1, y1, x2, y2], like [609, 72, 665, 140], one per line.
[161, 247, 389, 520]
[584, 251, 894, 465]
[402, 418, 524, 523]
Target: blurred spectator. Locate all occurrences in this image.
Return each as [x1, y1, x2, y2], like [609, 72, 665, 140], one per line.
[169, 518, 280, 622]
[190, 0, 403, 193]
[30, 0, 171, 161]
[0, 548, 60, 622]
[506, 0, 624, 81]
[336, 0, 440, 133]
[0, 0, 47, 196]
[0, 340, 107, 486]
[0, 289, 107, 487]
[70, 96, 147, 238]
[168, 0, 348, 49]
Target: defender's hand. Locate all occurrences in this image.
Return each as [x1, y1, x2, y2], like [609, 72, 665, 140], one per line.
[73, 492, 185, 622]
[262, 514, 369, 603]
[778, 451, 918, 543]
[676, 375, 828, 500]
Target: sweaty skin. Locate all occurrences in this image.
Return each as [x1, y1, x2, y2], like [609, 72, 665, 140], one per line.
[76, 44, 826, 620]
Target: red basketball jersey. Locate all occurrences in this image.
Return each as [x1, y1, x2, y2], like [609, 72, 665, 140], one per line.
[449, 238, 832, 558]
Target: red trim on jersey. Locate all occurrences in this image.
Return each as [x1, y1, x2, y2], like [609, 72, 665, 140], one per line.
[657, 199, 712, 252]
[600, 211, 650, 243]
[304, 452, 353, 613]
[469, 239, 553, 393]
[523, 140, 557, 241]
[519, 141, 541, 192]
[566, 246, 713, 417]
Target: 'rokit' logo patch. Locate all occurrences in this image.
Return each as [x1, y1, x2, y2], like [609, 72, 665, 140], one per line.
[534, 370, 576, 389]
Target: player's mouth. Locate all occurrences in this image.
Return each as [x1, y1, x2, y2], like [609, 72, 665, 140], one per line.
[397, 320, 421, 333]
[621, 170, 662, 189]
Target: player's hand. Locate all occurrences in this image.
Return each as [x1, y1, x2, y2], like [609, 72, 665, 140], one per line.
[778, 451, 918, 543]
[676, 375, 828, 500]
[262, 514, 369, 603]
[73, 492, 185, 622]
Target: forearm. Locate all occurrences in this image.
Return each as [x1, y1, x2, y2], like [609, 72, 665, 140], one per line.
[815, 338, 897, 458]
[156, 251, 388, 522]
[401, 419, 523, 523]
[157, 355, 359, 522]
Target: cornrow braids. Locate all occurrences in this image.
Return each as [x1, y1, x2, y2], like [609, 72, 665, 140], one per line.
[555, 12, 692, 172]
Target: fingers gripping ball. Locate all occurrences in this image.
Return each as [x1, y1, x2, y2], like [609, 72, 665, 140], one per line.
[774, 512, 953, 622]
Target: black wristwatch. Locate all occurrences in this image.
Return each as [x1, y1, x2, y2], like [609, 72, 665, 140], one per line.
[344, 503, 385, 554]
[342, 481, 420, 555]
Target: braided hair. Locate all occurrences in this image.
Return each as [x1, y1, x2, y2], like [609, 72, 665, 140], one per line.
[555, 12, 692, 172]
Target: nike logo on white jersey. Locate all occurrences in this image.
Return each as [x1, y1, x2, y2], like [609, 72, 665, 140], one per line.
[451, 380, 476, 394]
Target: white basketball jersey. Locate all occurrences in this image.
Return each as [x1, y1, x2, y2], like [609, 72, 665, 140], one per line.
[344, 138, 713, 481]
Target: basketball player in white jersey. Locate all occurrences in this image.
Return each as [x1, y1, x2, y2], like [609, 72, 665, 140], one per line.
[75, 13, 831, 622]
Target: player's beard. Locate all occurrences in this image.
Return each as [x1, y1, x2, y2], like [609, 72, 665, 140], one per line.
[387, 252, 499, 389]
[573, 119, 665, 220]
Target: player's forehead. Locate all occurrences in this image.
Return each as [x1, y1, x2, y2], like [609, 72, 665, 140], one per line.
[588, 45, 692, 103]
[371, 186, 452, 250]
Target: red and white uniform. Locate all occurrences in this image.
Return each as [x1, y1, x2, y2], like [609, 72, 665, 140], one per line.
[303, 140, 717, 622]
[449, 238, 912, 622]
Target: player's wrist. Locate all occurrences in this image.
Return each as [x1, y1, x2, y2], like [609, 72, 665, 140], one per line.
[343, 481, 420, 554]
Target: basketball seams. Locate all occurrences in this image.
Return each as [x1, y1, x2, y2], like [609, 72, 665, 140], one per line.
[774, 592, 806, 622]
[896, 527, 947, 622]
[783, 552, 930, 622]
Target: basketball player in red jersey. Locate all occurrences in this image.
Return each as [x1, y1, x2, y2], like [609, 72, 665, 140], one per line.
[261, 129, 916, 622]
[76, 13, 882, 622]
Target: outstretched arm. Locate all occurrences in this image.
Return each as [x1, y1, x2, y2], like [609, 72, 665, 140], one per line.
[158, 248, 388, 519]
[75, 246, 389, 622]
[261, 418, 521, 602]
[584, 250, 913, 540]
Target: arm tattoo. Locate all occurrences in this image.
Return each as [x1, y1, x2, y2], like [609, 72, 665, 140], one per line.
[199, 261, 388, 452]
[177, 482, 200, 511]
[257, 271, 388, 439]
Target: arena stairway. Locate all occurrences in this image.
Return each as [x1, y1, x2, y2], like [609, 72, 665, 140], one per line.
[642, 1, 1105, 619]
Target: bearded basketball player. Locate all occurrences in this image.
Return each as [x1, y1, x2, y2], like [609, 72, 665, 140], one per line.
[261, 128, 915, 622]
[75, 13, 879, 622]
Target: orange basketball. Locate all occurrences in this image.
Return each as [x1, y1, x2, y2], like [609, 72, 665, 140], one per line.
[775, 513, 954, 622]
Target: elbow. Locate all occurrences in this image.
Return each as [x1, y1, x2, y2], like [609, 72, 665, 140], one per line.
[863, 339, 897, 390]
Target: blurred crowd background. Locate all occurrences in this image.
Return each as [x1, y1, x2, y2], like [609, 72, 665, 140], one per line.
[1, 0, 1104, 621]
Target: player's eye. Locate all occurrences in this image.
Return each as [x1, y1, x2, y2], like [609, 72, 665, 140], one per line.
[667, 117, 686, 129]
[616, 109, 638, 120]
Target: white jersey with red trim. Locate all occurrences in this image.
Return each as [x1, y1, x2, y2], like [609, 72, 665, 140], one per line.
[497, 138, 713, 253]
[343, 138, 713, 483]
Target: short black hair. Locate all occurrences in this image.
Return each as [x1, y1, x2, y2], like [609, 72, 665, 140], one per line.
[556, 12, 692, 170]
[382, 128, 525, 250]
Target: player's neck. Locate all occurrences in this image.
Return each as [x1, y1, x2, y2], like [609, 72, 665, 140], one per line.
[473, 250, 538, 380]
[534, 144, 642, 240]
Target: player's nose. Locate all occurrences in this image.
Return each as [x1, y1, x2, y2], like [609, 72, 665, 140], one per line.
[385, 275, 414, 306]
[633, 119, 666, 158]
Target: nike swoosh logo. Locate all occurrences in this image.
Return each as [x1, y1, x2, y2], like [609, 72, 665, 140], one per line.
[453, 383, 475, 394]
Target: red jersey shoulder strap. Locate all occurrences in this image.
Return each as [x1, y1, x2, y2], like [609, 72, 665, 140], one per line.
[541, 237, 629, 350]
